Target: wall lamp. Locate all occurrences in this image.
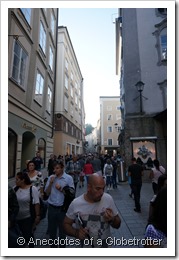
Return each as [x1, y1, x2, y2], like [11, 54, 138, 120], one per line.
[133, 81, 148, 114]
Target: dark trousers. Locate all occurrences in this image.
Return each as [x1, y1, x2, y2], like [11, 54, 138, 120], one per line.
[112, 172, 117, 188]
[152, 182, 158, 194]
[48, 204, 66, 248]
[17, 217, 34, 248]
[106, 176, 113, 187]
[131, 183, 142, 211]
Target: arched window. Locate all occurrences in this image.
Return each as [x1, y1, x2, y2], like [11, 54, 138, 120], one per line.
[153, 18, 167, 65]
[160, 28, 167, 61]
[8, 129, 17, 178]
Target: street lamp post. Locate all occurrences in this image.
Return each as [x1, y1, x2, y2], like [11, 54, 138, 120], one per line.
[133, 81, 148, 114]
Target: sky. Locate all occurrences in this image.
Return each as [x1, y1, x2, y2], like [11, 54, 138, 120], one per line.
[59, 8, 120, 127]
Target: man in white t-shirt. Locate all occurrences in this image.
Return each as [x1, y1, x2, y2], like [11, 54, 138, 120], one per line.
[63, 173, 121, 247]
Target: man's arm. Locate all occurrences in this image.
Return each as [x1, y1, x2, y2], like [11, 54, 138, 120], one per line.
[109, 214, 121, 229]
[104, 208, 121, 229]
[44, 175, 55, 195]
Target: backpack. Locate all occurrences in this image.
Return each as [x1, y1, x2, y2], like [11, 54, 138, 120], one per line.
[105, 164, 113, 175]
[67, 161, 74, 173]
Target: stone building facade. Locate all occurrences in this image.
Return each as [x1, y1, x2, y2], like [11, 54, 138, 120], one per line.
[8, 8, 58, 181]
[115, 8, 167, 171]
[53, 26, 85, 157]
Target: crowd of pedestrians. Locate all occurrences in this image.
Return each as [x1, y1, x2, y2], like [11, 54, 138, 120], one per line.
[8, 151, 167, 248]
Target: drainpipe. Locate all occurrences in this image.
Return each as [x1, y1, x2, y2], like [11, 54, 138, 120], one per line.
[51, 9, 59, 138]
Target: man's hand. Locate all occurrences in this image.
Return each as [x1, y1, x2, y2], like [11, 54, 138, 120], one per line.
[55, 183, 61, 191]
[76, 227, 89, 240]
[103, 208, 114, 222]
[50, 175, 55, 184]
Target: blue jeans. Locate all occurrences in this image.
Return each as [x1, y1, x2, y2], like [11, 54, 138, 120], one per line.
[106, 176, 113, 187]
[48, 204, 66, 248]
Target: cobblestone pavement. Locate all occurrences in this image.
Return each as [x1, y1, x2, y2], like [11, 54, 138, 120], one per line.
[34, 175, 153, 249]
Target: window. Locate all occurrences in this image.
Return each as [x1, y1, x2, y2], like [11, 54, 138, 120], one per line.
[71, 72, 73, 81]
[35, 70, 44, 105]
[79, 87, 81, 97]
[50, 11, 55, 37]
[160, 34, 167, 60]
[65, 74, 68, 89]
[49, 46, 54, 70]
[70, 104, 74, 117]
[47, 86, 52, 113]
[79, 100, 81, 110]
[75, 81, 77, 89]
[64, 95, 68, 111]
[65, 58, 68, 71]
[75, 93, 78, 105]
[116, 114, 121, 121]
[20, 8, 31, 24]
[108, 126, 112, 132]
[66, 122, 68, 132]
[108, 139, 112, 145]
[70, 84, 73, 97]
[153, 20, 167, 65]
[12, 41, 28, 88]
[39, 21, 46, 54]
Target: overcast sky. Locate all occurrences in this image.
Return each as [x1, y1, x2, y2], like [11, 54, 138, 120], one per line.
[59, 8, 120, 127]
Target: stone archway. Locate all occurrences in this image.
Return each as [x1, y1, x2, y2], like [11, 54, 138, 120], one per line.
[8, 128, 17, 178]
[21, 131, 36, 170]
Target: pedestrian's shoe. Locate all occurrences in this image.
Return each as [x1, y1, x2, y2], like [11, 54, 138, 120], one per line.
[134, 208, 141, 213]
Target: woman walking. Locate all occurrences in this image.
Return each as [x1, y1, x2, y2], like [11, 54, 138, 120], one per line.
[14, 172, 40, 247]
[149, 159, 165, 194]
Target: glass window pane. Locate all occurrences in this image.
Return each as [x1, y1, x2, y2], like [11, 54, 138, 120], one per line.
[21, 8, 31, 24]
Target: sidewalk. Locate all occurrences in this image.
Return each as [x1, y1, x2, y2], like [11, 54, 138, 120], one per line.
[34, 179, 153, 248]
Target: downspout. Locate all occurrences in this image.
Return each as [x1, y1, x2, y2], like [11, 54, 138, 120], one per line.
[51, 9, 59, 138]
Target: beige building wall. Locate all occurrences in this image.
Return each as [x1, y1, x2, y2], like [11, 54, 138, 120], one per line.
[54, 26, 84, 157]
[8, 8, 58, 179]
[100, 96, 121, 156]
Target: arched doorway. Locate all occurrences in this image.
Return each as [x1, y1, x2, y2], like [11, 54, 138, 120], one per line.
[8, 128, 17, 178]
[38, 138, 46, 168]
[21, 131, 36, 170]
